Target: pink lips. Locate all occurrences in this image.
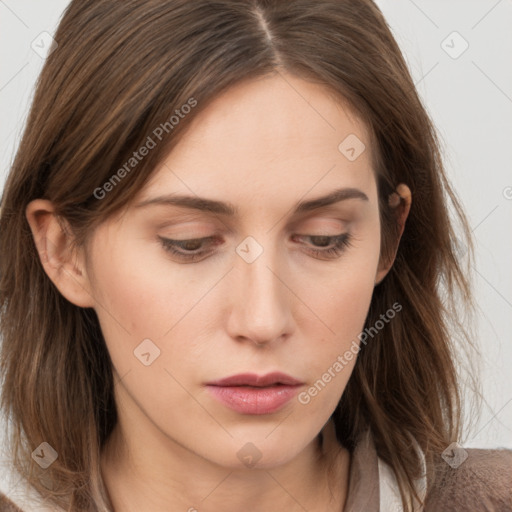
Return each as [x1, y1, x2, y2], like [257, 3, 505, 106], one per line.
[206, 372, 303, 415]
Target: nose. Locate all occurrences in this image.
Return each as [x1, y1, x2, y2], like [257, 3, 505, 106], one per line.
[226, 243, 294, 347]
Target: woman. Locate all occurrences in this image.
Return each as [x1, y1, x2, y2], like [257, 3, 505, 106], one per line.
[1, 1, 511, 511]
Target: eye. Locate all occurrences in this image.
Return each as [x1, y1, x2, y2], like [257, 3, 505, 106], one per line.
[158, 235, 218, 263]
[158, 232, 354, 263]
[291, 233, 353, 260]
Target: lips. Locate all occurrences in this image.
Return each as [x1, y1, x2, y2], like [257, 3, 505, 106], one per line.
[206, 372, 302, 388]
[206, 372, 304, 415]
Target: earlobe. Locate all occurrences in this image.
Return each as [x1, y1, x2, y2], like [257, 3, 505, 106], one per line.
[374, 183, 412, 286]
[25, 199, 95, 308]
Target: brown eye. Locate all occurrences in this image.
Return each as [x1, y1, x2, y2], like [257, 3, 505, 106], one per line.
[158, 233, 353, 263]
[180, 239, 203, 251]
[292, 233, 353, 259]
[309, 235, 331, 247]
[158, 236, 217, 262]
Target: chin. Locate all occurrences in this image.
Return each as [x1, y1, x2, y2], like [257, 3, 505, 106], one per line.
[202, 431, 311, 470]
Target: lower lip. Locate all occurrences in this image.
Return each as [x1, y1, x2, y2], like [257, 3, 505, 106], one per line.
[206, 384, 301, 415]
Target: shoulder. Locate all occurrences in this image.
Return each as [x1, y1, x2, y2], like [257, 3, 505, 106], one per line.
[0, 490, 24, 511]
[425, 447, 512, 511]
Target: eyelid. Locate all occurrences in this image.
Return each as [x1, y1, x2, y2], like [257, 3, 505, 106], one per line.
[157, 231, 354, 263]
[289, 215, 350, 233]
[156, 220, 220, 235]
[155, 211, 351, 229]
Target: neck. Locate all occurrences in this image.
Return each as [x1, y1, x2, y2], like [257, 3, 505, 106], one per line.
[100, 416, 350, 512]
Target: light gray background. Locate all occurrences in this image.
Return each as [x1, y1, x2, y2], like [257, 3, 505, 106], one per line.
[0, 0, 511, 459]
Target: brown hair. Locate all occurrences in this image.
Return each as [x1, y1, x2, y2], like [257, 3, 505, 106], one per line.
[0, 0, 479, 510]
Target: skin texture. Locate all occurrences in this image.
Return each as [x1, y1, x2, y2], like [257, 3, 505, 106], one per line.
[26, 72, 411, 512]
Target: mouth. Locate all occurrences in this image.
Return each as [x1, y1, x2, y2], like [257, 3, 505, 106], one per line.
[205, 372, 304, 415]
[206, 372, 303, 387]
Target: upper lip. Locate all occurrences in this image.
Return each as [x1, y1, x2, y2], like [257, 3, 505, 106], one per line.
[206, 372, 303, 387]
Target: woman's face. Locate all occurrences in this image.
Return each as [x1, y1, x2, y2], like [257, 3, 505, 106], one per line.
[80, 73, 389, 469]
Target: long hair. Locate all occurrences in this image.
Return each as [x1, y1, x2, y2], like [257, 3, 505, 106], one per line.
[0, 1, 478, 510]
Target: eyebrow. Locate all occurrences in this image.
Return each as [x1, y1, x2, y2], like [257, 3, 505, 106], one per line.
[134, 187, 369, 216]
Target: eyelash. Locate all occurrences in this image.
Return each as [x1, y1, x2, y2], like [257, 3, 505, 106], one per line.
[158, 233, 353, 262]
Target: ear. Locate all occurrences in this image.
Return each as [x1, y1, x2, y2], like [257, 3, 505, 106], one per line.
[374, 183, 412, 286]
[25, 199, 96, 308]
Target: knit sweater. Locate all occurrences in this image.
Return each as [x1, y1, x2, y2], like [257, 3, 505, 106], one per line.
[1, 429, 511, 511]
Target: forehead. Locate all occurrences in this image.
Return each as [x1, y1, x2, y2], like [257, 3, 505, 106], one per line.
[182, 73, 367, 147]
[139, 72, 376, 209]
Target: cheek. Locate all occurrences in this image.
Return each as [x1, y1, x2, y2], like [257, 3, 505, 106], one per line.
[325, 264, 376, 333]
[297, 229, 380, 388]
[304, 230, 380, 333]
[86, 233, 195, 372]
[300, 270, 374, 376]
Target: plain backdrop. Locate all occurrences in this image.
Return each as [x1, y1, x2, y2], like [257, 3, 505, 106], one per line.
[0, 0, 511, 466]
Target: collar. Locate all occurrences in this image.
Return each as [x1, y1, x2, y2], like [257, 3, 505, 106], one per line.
[344, 428, 427, 512]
